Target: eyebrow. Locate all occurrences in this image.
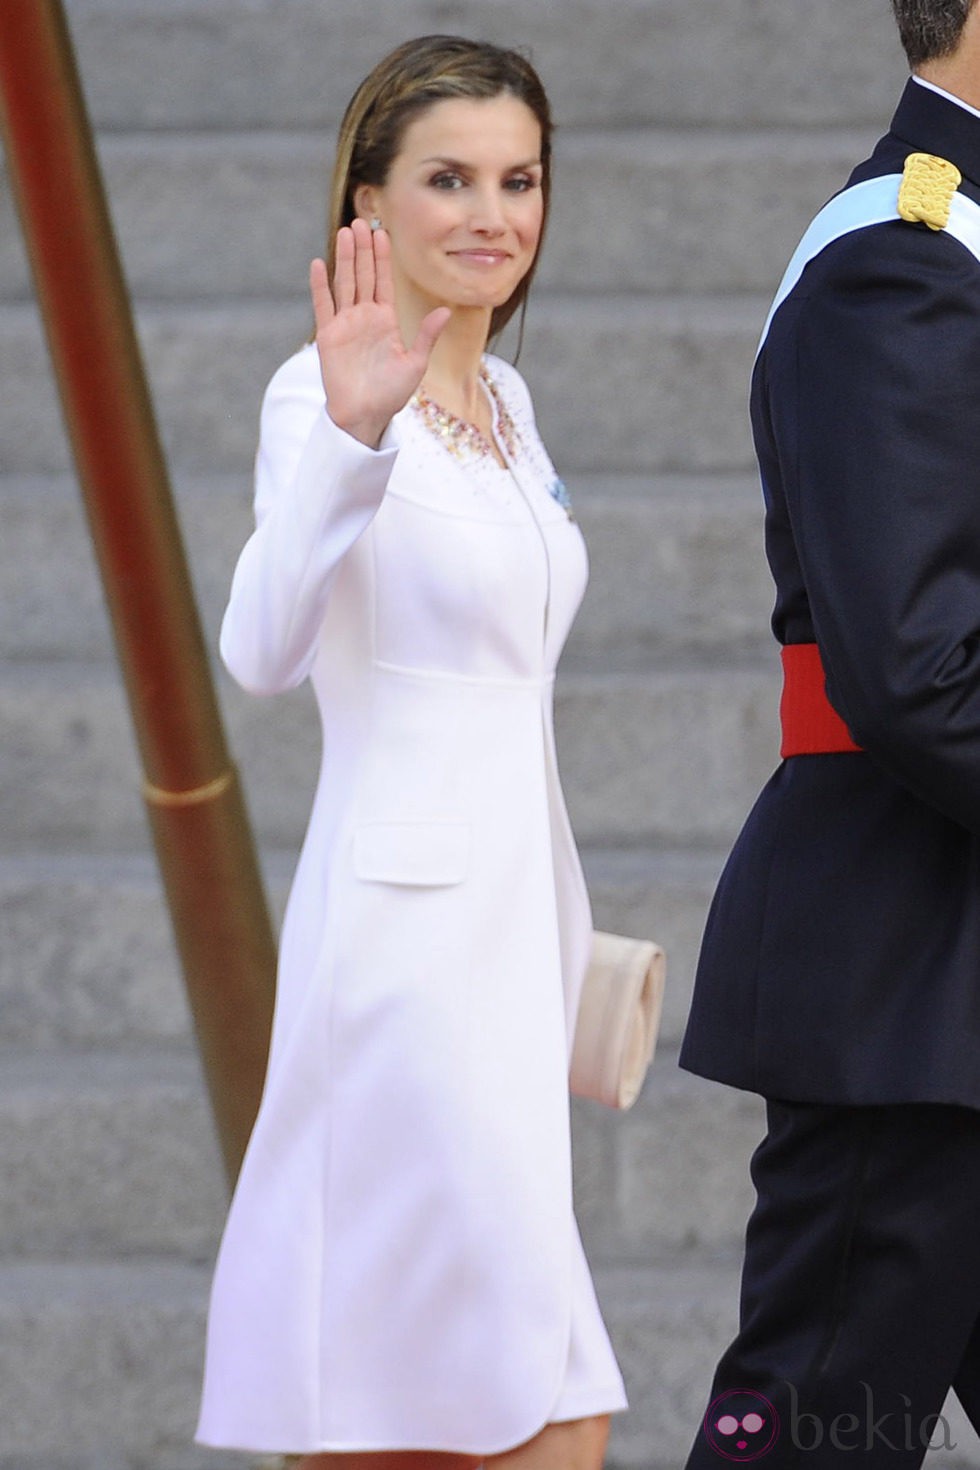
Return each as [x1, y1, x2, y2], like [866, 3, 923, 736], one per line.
[419, 155, 542, 171]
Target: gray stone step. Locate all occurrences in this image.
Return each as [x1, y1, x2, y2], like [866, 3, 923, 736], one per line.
[0, 853, 197, 1053]
[0, 846, 721, 1055]
[0, 474, 246, 665]
[0, 1043, 758, 1260]
[0, 129, 869, 303]
[0, 296, 760, 476]
[559, 664, 779, 846]
[0, 1258, 239, 1466]
[584, 847, 725, 1047]
[0, 472, 773, 666]
[546, 128, 863, 297]
[0, 1452, 242, 1470]
[0, 1255, 971, 1469]
[59, 0, 905, 131]
[568, 475, 772, 667]
[0, 1053, 226, 1260]
[574, 1053, 764, 1263]
[521, 293, 756, 476]
[0, 660, 781, 851]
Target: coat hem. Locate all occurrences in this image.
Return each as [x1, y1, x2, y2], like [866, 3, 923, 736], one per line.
[194, 1344, 628, 1458]
[195, 1397, 627, 1458]
[548, 1379, 629, 1423]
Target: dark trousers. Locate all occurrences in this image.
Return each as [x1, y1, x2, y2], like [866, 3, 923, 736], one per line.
[685, 1100, 980, 1468]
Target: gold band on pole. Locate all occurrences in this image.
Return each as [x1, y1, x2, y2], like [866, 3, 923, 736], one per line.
[143, 770, 235, 809]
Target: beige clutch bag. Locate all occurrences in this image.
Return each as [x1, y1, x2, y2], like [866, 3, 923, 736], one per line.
[570, 930, 666, 1110]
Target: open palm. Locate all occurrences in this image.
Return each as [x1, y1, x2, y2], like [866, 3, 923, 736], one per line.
[310, 218, 450, 449]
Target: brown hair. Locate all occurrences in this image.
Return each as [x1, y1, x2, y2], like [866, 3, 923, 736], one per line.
[326, 34, 553, 341]
[891, 0, 974, 65]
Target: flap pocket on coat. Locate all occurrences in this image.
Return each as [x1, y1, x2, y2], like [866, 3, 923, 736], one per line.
[353, 821, 471, 886]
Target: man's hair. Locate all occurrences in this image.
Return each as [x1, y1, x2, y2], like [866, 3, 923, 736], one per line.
[891, 0, 975, 66]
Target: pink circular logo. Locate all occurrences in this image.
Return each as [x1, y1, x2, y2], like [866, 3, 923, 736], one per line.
[703, 1389, 780, 1461]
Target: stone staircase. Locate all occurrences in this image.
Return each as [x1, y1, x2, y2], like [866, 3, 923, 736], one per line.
[6, 2, 973, 1467]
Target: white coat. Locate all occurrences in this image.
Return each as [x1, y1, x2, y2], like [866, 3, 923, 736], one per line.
[195, 344, 627, 1456]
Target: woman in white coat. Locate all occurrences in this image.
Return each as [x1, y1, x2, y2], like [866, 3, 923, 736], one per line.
[195, 35, 627, 1470]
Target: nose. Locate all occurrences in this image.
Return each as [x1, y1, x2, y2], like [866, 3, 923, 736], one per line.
[468, 185, 507, 236]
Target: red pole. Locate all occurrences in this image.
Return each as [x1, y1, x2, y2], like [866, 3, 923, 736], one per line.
[0, 0, 277, 1184]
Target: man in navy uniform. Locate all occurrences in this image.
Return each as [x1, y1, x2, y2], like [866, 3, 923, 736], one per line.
[681, 3, 980, 1465]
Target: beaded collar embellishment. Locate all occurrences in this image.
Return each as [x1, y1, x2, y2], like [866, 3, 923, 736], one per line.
[411, 364, 520, 462]
[410, 364, 574, 519]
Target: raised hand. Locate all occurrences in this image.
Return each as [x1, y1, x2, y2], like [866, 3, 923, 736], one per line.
[310, 218, 451, 449]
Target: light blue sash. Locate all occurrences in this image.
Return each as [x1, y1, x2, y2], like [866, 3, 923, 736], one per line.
[758, 173, 980, 354]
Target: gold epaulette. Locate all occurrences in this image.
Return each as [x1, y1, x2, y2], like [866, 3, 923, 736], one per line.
[897, 152, 962, 230]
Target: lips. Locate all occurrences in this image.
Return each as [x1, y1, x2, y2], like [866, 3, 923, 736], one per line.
[449, 249, 512, 264]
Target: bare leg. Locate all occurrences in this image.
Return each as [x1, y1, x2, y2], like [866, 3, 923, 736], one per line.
[287, 1416, 610, 1470]
[484, 1414, 611, 1470]
[295, 1453, 480, 1470]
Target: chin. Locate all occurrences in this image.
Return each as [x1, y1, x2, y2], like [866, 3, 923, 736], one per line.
[454, 281, 524, 311]
[446, 265, 528, 304]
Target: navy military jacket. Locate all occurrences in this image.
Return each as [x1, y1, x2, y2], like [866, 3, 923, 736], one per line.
[680, 80, 980, 1107]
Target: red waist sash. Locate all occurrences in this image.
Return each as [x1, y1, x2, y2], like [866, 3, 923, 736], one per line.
[780, 643, 863, 758]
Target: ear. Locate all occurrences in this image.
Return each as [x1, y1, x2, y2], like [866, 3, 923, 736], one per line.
[352, 182, 380, 223]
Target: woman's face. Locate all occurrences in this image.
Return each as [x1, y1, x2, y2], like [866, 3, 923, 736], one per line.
[356, 93, 545, 320]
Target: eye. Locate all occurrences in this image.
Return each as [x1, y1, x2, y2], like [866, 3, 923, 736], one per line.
[504, 174, 539, 192]
[429, 170, 465, 190]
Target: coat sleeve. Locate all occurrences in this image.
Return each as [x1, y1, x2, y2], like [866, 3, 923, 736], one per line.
[770, 220, 980, 830]
[219, 349, 398, 695]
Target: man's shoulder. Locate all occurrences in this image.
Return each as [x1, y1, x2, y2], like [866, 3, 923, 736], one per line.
[775, 75, 980, 310]
[769, 169, 980, 341]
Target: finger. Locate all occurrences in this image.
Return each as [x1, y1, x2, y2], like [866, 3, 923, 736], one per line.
[372, 227, 395, 306]
[411, 305, 453, 364]
[309, 258, 335, 329]
[351, 216, 376, 304]
[332, 226, 356, 310]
